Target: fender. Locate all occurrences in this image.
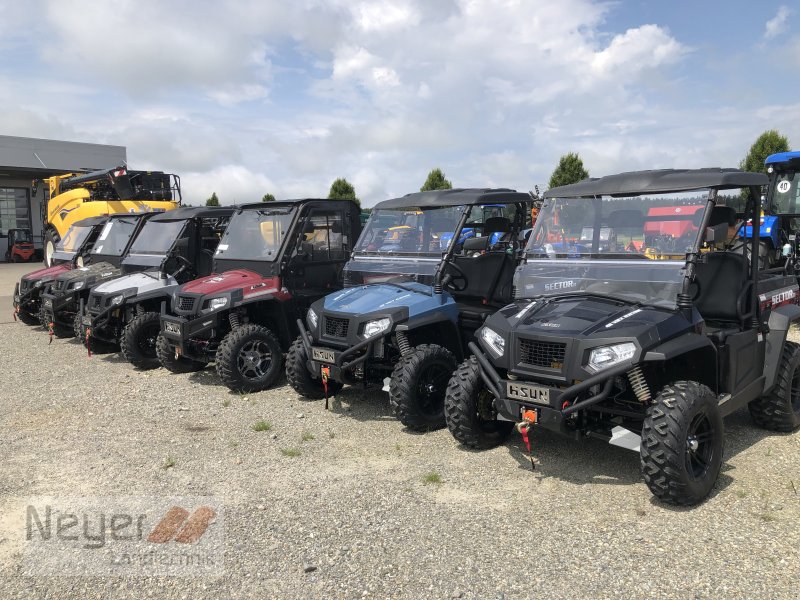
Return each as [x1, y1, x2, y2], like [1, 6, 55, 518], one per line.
[643, 332, 718, 392]
[763, 303, 800, 393]
[643, 332, 716, 361]
[396, 311, 463, 358]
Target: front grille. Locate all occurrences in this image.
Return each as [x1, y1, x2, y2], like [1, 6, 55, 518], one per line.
[177, 296, 196, 312]
[324, 316, 349, 338]
[518, 338, 566, 369]
[53, 280, 66, 292]
[91, 295, 102, 310]
[20, 279, 30, 292]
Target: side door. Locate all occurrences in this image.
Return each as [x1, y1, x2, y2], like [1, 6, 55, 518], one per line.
[287, 207, 348, 304]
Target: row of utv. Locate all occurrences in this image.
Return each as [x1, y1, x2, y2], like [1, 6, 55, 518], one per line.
[13, 157, 800, 506]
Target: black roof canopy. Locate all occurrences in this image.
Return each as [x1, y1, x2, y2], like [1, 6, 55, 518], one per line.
[374, 188, 529, 210]
[236, 198, 348, 211]
[148, 206, 236, 221]
[543, 169, 768, 199]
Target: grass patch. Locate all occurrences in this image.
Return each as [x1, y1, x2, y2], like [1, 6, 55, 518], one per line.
[222, 398, 231, 407]
[281, 448, 301, 457]
[301, 432, 315, 442]
[758, 512, 776, 523]
[252, 420, 272, 432]
[422, 472, 442, 485]
[229, 440, 239, 449]
[328, 431, 335, 439]
[735, 489, 748, 499]
[162, 456, 176, 470]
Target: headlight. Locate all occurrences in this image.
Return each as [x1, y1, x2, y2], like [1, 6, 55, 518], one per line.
[586, 342, 636, 373]
[111, 295, 124, 306]
[363, 317, 391, 338]
[208, 297, 228, 311]
[34, 280, 43, 288]
[480, 327, 505, 356]
[307, 308, 318, 329]
[72, 281, 85, 290]
[76, 256, 84, 267]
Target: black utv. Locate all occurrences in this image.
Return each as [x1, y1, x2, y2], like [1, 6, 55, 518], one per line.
[445, 169, 800, 505]
[158, 199, 361, 393]
[40, 212, 156, 338]
[12, 216, 109, 326]
[80, 207, 234, 367]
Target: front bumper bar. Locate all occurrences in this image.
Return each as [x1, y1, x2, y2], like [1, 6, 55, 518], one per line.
[296, 319, 375, 382]
[160, 308, 221, 359]
[470, 341, 633, 432]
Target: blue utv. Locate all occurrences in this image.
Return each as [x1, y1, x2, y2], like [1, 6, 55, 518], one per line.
[286, 188, 531, 430]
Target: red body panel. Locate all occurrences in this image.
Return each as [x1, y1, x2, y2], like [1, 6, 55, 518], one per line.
[179, 269, 289, 300]
[22, 263, 72, 282]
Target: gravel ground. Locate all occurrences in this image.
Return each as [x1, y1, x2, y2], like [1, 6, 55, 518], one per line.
[1, 264, 799, 598]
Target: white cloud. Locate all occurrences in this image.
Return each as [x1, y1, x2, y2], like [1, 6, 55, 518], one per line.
[764, 5, 791, 40]
[7, 0, 787, 208]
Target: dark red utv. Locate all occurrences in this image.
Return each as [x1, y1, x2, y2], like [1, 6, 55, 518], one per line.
[157, 199, 361, 392]
[12, 216, 109, 326]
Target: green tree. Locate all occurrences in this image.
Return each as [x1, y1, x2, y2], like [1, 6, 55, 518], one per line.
[205, 192, 220, 206]
[420, 168, 452, 192]
[262, 193, 276, 202]
[548, 152, 589, 189]
[740, 130, 790, 200]
[328, 178, 359, 206]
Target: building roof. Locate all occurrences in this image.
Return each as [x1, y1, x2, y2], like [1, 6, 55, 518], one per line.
[0, 135, 126, 178]
[543, 169, 767, 199]
[374, 188, 527, 210]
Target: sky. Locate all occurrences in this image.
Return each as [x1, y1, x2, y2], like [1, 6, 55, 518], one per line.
[0, 0, 799, 207]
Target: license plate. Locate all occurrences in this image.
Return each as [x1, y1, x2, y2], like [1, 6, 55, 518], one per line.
[312, 347, 335, 363]
[506, 381, 550, 404]
[82, 316, 92, 326]
[164, 321, 180, 335]
[43, 299, 52, 309]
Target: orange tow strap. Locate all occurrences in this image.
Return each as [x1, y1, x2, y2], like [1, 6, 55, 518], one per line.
[48, 322, 54, 344]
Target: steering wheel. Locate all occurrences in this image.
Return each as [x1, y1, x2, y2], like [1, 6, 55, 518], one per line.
[443, 261, 468, 292]
[169, 254, 195, 278]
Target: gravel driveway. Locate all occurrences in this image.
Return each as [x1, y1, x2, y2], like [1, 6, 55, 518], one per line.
[0, 266, 798, 598]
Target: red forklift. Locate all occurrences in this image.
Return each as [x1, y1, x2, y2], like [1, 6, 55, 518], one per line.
[4, 229, 35, 262]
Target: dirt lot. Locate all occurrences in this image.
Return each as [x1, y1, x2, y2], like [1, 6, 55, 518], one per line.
[0, 262, 799, 599]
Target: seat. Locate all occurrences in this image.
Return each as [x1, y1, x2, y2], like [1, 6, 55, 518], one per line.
[694, 251, 750, 337]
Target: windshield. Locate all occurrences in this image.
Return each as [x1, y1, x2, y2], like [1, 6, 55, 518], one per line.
[128, 220, 186, 256]
[90, 218, 139, 256]
[354, 206, 466, 256]
[56, 225, 92, 253]
[215, 208, 295, 260]
[772, 170, 800, 214]
[521, 191, 712, 307]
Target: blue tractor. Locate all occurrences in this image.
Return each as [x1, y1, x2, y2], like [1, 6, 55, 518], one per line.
[286, 188, 531, 430]
[740, 151, 800, 270]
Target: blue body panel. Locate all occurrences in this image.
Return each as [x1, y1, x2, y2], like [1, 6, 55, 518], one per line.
[323, 283, 459, 323]
[741, 215, 780, 247]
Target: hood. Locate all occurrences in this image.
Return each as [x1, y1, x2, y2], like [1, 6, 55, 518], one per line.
[22, 264, 71, 283]
[178, 269, 269, 296]
[482, 295, 697, 381]
[493, 296, 673, 338]
[92, 270, 177, 296]
[322, 283, 456, 319]
[52, 262, 122, 293]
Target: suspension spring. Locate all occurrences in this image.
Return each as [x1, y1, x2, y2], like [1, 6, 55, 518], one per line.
[627, 365, 651, 403]
[396, 330, 412, 356]
[229, 311, 241, 330]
